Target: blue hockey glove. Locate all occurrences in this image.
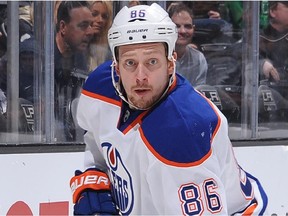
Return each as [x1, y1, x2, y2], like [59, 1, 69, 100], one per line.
[70, 168, 119, 215]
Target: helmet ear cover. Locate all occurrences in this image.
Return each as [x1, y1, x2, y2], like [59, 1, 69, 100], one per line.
[108, 3, 178, 62]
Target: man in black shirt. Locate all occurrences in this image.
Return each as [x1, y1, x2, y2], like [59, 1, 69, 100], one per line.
[54, 1, 93, 141]
[259, 1, 288, 82]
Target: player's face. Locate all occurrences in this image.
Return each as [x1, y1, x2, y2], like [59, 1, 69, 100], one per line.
[62, 7, 93, 52]
[171, 11, 194, 47]
[116, 43, 174, 109]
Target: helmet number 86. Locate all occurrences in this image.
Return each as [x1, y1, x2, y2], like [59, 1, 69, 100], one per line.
[130, 9, 146, 19]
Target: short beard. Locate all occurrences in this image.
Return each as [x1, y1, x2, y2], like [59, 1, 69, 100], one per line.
[128, 89, 164, 110]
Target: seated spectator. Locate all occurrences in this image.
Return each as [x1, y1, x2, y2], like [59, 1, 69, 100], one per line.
[0, 1, 34, 91]
[257, 1, 288, 121]
[88, 1, 113, 72]
[0, 37, 38, 104]
[19, 36, 40, 103]
[54, 1, 93, 141]
[259, 1, 288, 83]
[167, 2, 208, 86]
[0, 2, 35, 133]
[0, 36, 37, 133]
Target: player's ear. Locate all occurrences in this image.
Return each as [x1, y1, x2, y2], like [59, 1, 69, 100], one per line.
[115, 62, 120, 76]
[172, 51, 177, 61]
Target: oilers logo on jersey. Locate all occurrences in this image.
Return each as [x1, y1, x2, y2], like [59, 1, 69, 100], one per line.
[102, 142, 134, 215]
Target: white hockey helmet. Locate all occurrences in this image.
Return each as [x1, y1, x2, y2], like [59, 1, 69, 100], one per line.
[108, 3, 178, 61]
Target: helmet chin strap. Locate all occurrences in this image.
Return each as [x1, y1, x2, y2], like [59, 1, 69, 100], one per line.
[110, 57, 176, 111]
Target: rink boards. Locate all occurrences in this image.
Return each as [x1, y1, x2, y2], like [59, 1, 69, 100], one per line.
[0, 145, 287, 215]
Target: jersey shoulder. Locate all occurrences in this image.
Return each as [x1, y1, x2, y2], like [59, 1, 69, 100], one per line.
[82, 60, 120, 103]
[141, 76, 221, 166]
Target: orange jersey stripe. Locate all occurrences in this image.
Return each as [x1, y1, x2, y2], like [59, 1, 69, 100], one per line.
[242, 203, 257, 215]
[82, 89, 121, 107]
[139, 126, 213, 167]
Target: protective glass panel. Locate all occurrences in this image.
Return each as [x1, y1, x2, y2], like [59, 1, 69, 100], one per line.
[0, 1, 288, 145]
[53, 1, 113, 142]
[0, 2, 40, 143]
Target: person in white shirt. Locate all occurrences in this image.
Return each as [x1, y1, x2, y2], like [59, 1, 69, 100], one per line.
[168, 2, 208, 86]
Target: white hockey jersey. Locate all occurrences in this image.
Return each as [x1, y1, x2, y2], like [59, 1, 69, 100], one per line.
[76, 60, 268, 215]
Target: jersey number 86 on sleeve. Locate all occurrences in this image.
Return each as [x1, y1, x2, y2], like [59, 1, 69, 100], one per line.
[178, 178, 223, 215]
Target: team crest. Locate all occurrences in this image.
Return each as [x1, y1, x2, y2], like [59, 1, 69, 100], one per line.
[101, 142, 134, 215]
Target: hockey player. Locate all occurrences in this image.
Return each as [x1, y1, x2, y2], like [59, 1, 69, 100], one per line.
[70, 3, 268, 215]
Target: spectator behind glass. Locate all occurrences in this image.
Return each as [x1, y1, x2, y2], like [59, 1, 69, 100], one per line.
[168, 2, 208, 86]
[88, 1, 113, 72]
[54, 1, 93, 141]
[0, 38, 38, 114]
[19, 37, 40, 103]
[0, 1, 34, 91]
[0, 2, 34, 133]
[0, 37, 37, 133]
[259, 1, 288, 83]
